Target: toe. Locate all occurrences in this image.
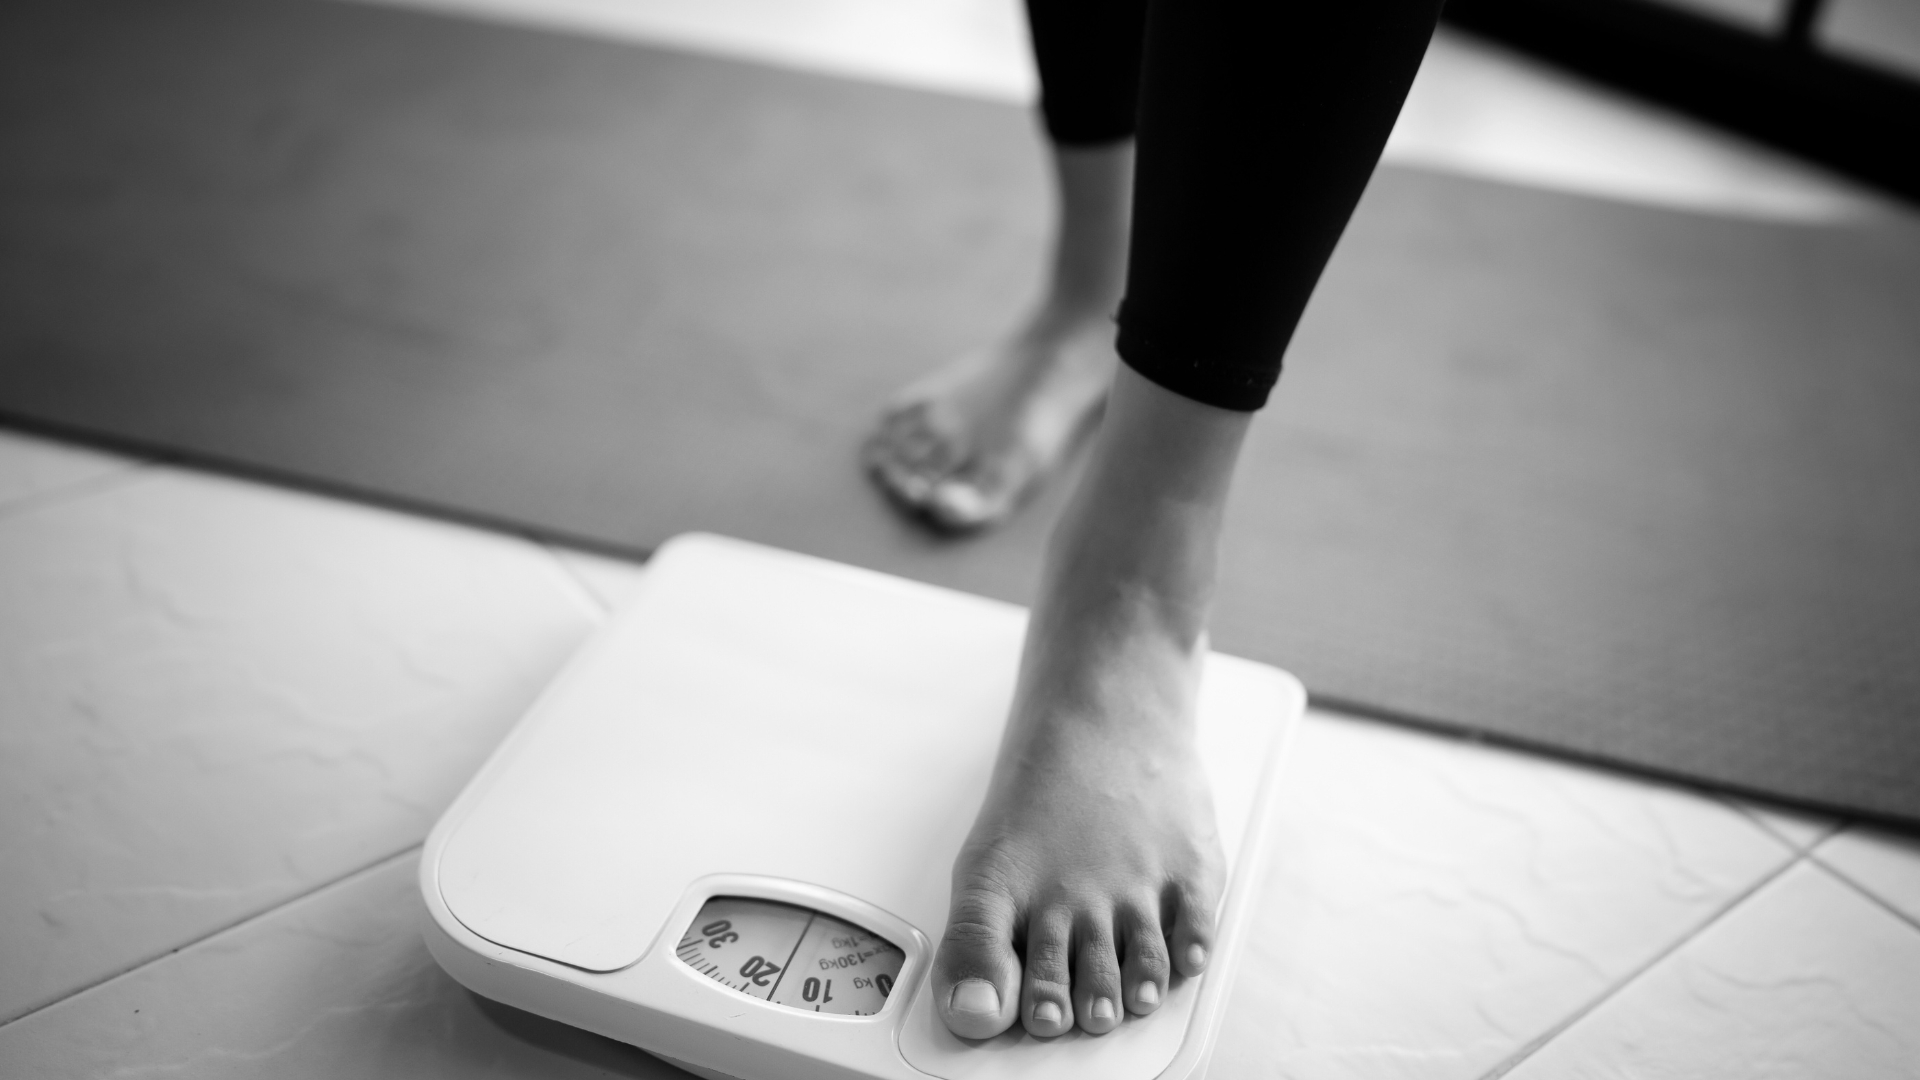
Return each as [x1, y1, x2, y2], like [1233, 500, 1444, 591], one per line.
[1020, 908, 1075, 1038]
[932, 886, 1022, 1040]
[1168, 880, 1220, 980]
[871, 403, 962, 477]
[1119, 903, 1171, 1015]
[895, 422, 962, 477]
[1072, 915, 1124, 1035]
[926, 479, 999, 531]
[924, 453, 1032, 532]
[874, 457, 936, 507]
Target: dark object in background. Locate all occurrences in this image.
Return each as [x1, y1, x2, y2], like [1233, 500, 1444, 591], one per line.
[1444, 0, 1920, 203]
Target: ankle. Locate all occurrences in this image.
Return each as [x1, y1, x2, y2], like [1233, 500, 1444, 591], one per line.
[1013, 569, 1203, 750]
[1040, 505, 1216, 656]
[1034, 368, 1254, 649]
[1019, 291, 1118, 347]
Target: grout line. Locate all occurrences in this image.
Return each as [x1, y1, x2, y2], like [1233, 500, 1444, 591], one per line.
[539, 540, 616, 618]
[1809, 850, 1920, 936]
[1720, 794, 1847, 852]
[0, 844, 424, 1033]
[1476, 849, 1811, 1079]
[1720, 795, 1782, 843]
[0, 460, 157, 525]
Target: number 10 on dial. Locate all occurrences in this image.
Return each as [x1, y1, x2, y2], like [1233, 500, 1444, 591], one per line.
[675, 897, 905, 1017]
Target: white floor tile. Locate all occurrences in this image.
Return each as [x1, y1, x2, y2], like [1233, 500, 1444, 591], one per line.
[1209, 711, 1795, 1080]
[0, 852, 689, 1079]
[1816, 825, 1920, 928]
[1726, 795, 1842, 851]
[0, 468, 597, 1024]
[0, 428, 139, 516]
[1504, 862, 1920, 1080]
[344, 0, 1886, 222]
[548, 543, 650, 613]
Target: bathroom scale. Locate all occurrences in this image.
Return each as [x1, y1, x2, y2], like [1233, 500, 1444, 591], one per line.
[420, 533, 1304, 1080]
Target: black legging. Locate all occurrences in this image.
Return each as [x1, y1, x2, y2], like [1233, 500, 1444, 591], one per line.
[1027, 0, 1443, 411]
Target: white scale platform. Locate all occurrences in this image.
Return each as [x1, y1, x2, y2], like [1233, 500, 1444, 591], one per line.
[420, 534, 1303, 1080]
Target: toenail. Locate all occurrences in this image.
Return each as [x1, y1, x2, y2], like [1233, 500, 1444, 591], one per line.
[1137, 982, 1159, 1006]
[951, 979, 1000, 1017]
[1033, 1000, 1062, 1025]
[1091, 997, 1116, 1022]
[932, 482, 986, 522]
[1186, 944, 1207, 970]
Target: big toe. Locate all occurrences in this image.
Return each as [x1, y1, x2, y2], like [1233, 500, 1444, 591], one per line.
[932, 889, 1022, 1040]
[1169, 879, 1221, 980]
[924, 453, 1034, 533]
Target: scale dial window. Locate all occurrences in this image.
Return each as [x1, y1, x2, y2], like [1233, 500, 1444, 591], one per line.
[675, 896, 904, 1016]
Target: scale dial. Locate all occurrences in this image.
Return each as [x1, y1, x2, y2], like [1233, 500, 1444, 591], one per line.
[675, 896, 904, 1016]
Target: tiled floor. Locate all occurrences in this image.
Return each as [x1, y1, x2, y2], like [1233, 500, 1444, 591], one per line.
[4, 2, 1917, 1075]
[0, 447, 599, 1025]
[1, 852, 686, 1080]
[1504, 863, 1920, 1080]
[0, 430, 140, 513]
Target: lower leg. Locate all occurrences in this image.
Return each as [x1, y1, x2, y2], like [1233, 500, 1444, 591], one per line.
[862, 140, 1133, 531]
[932, 363, 1252, 1038]
[1036, 140, 1134, 326]
[926, 0, 1443, 1043]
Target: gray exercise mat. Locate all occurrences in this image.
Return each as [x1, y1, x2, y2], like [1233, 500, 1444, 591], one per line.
[5, 0, 1918, 824]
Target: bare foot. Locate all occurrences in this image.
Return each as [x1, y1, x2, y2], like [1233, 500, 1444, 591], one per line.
[864, 312, 1116, 532]
[932, 611, 1223, 1038]
[927, 366, 1253, 1039]
[864, 141, 1134, 532]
